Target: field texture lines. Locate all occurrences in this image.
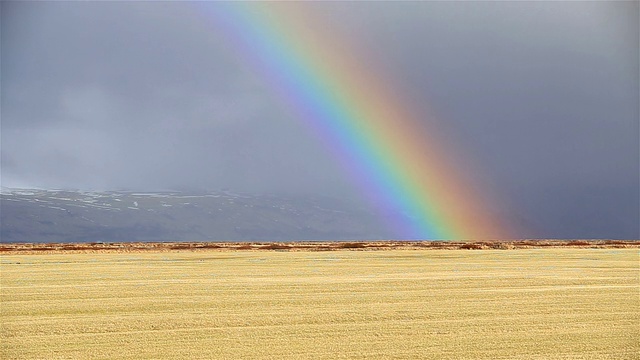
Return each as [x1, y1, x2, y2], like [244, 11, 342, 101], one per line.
[1, 249, 638, 359]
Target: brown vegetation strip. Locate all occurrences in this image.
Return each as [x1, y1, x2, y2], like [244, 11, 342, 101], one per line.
[0, 239, 638, 254]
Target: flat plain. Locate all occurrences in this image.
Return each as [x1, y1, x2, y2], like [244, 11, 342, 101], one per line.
[1, 245, 638, 359]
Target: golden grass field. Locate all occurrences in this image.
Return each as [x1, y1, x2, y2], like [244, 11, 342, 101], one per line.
[1, 246, 638, 359]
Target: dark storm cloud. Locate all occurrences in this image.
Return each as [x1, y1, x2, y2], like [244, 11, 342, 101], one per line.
[1, 1, 349, 194]
[319, 1, 639, 238]
[1, 1, 638, 238]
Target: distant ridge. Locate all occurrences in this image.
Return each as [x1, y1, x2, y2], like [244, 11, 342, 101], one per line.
[1, 188, 393, 243]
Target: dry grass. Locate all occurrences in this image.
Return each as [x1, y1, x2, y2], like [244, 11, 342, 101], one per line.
[1, 248, 638, 359]
[1, 239, 638, 254]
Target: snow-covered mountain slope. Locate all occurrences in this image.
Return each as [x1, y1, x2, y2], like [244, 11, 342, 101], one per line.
[0, 188, 393, 242]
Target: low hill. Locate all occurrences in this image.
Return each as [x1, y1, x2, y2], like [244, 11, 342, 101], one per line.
[0, 188, 393, 242]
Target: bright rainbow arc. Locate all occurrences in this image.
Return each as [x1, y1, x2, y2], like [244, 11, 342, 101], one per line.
[198, 3, 508, 240]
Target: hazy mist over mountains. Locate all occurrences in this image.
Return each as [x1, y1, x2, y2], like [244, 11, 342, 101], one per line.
[1, 188, 395, 243]
[1, 1, 638, 240]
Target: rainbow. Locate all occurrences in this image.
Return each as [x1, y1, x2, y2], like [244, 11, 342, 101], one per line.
[196, 3, 508, 240]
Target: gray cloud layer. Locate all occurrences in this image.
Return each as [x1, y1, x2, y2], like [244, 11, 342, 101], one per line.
[2, 1, 638, 238]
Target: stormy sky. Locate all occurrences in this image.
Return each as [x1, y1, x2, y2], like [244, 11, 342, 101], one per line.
[1, 1, 638, 239]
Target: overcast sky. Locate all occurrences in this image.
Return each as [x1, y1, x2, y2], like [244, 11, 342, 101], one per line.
[1, 1, 638, 239]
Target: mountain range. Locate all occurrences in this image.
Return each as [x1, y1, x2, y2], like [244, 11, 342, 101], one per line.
[0, 188, 395, 243]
